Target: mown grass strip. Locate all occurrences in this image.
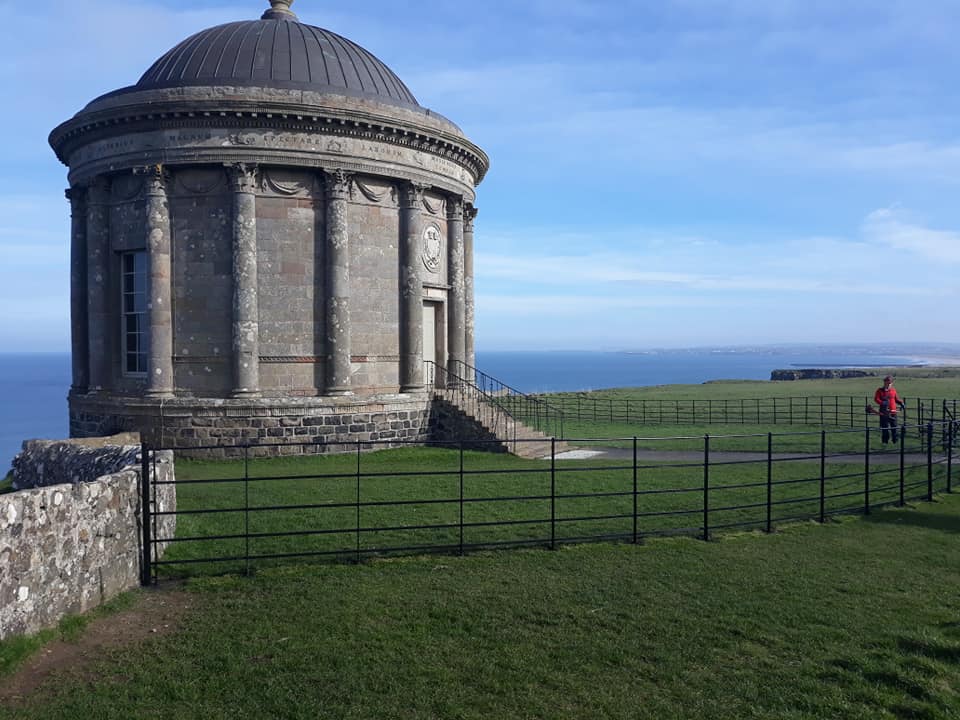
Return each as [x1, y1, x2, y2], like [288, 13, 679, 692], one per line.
[3, 494, 959, 720]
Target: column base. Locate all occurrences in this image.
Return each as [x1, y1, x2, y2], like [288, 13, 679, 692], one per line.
[325, 388, 354, 397]
[145, 390, 175, 400]
[230, 390, 262, 399]
[399, 384, 426, 394]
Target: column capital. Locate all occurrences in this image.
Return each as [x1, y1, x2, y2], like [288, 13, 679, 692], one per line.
[446, 195, 464, 221]
[65, 186, 87, 211]
[227, 163, 259, 193]
[134, 164, 170, 197]
[324, 168, 354, 200]
[400, 181, 428, 210]
[464, 204, 478, 232]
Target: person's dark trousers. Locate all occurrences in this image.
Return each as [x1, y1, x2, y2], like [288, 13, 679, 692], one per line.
[880, 413, 899, 444]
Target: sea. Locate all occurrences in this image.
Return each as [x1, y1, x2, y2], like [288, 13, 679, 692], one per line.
[3, 345, 959, 475]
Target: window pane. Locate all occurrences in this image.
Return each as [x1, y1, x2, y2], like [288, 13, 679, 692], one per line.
[121, 250, 148, 375]
[134, 267, 147, 295]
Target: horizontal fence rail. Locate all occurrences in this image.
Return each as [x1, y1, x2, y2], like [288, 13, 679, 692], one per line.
[141, 419, 958, 582]
[530, 395, 959, 432]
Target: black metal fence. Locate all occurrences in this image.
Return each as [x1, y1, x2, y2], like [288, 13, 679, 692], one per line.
[141, 419, 957, 583]
[531, 395, 958, 430]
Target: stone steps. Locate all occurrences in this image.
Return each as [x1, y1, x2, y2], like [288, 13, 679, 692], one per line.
[434, 389, 566, 459]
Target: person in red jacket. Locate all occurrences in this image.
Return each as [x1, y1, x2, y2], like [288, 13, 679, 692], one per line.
[874, 375, 905, 444]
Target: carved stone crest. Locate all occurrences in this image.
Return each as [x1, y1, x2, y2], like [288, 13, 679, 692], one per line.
[422, 224, 443, 273]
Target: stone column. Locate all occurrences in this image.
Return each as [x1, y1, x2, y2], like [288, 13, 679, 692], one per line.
[141, 166, 174, 398]
[464, 204, 478, 371]
[228, 163, 261, 398]
[447, 197, 466, 379]
[85, 177, 111, 392]
[399, 182, 426, 392]
[325, 169, 353, 395]
[66, 186, 89, 394]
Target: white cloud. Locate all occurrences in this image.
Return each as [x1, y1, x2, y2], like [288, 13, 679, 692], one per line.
[863, 207, 960, 264]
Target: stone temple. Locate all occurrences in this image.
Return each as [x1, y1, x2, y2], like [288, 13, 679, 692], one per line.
[49, 0, 490, 452]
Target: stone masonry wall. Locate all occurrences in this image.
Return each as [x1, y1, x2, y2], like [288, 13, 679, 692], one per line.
[69, 395, 433, 456]
[0, 440, 176, 641]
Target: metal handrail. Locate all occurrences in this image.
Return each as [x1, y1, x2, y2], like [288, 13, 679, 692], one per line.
[425, 360, 565, 442]
[454, 359, 565, 439]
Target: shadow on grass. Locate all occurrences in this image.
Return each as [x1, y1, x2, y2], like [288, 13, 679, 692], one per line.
[860, 503, 960, 534]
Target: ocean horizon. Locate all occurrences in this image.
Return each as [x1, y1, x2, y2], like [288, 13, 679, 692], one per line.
[3, 344, 959, 475]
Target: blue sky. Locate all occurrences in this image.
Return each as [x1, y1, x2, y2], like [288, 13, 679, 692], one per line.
[1, 0, 958, 352]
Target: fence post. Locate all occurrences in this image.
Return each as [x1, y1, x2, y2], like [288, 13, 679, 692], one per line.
[899, 421, 906, 507]
[819, 430, 826, 523]
[355, 440, 362, 563]
[550, 437, 556, 550]
[927, 423, 934, 501]
[459, 441, 465, 556]
[632, 437, 638, 544]
[864, 425, 871, 515]
[766, 432, 773, 533]
[948, 421, 955, 494]
[139, 442, 152, 587]
[244, 445, 251, 577]
[703, 434, 710, 541]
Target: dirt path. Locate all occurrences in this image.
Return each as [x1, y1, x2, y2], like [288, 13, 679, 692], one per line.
[0, 584, 194, 707]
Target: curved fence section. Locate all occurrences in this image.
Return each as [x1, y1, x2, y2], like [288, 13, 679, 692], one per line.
[141, 419, 957, 580]
[538, 394, 958, 429]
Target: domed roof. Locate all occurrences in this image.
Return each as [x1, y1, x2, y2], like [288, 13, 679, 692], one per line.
[130, 0, 420, 110]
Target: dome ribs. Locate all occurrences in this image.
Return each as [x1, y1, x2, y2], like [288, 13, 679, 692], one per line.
[291, 21, 312, 84]
[129, 19, 423, 111]
[198, 23, 241, 79]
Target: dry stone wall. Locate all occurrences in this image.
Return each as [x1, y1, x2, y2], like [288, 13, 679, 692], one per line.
[0, 439, 175, 641]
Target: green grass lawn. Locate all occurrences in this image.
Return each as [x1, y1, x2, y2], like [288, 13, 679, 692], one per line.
[3, 493, 959, 719]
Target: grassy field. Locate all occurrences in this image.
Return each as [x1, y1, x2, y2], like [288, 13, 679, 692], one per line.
[544, 369, 960, 401]
[2, 494, 959, 719]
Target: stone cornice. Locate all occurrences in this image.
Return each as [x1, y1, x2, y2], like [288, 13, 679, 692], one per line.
[50, 95, 489, 186]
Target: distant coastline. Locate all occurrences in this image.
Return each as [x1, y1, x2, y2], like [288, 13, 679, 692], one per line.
[2, 344, 960, 474]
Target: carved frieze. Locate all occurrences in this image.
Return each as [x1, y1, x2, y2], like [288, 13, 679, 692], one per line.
[175, 168, 227, 195]
[422, 193, 445, 216]
[112, 172, 146, 201]
[260, 169, 316, 197]
[354, 177, 396, 204]
[69, 129, 476, 191]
